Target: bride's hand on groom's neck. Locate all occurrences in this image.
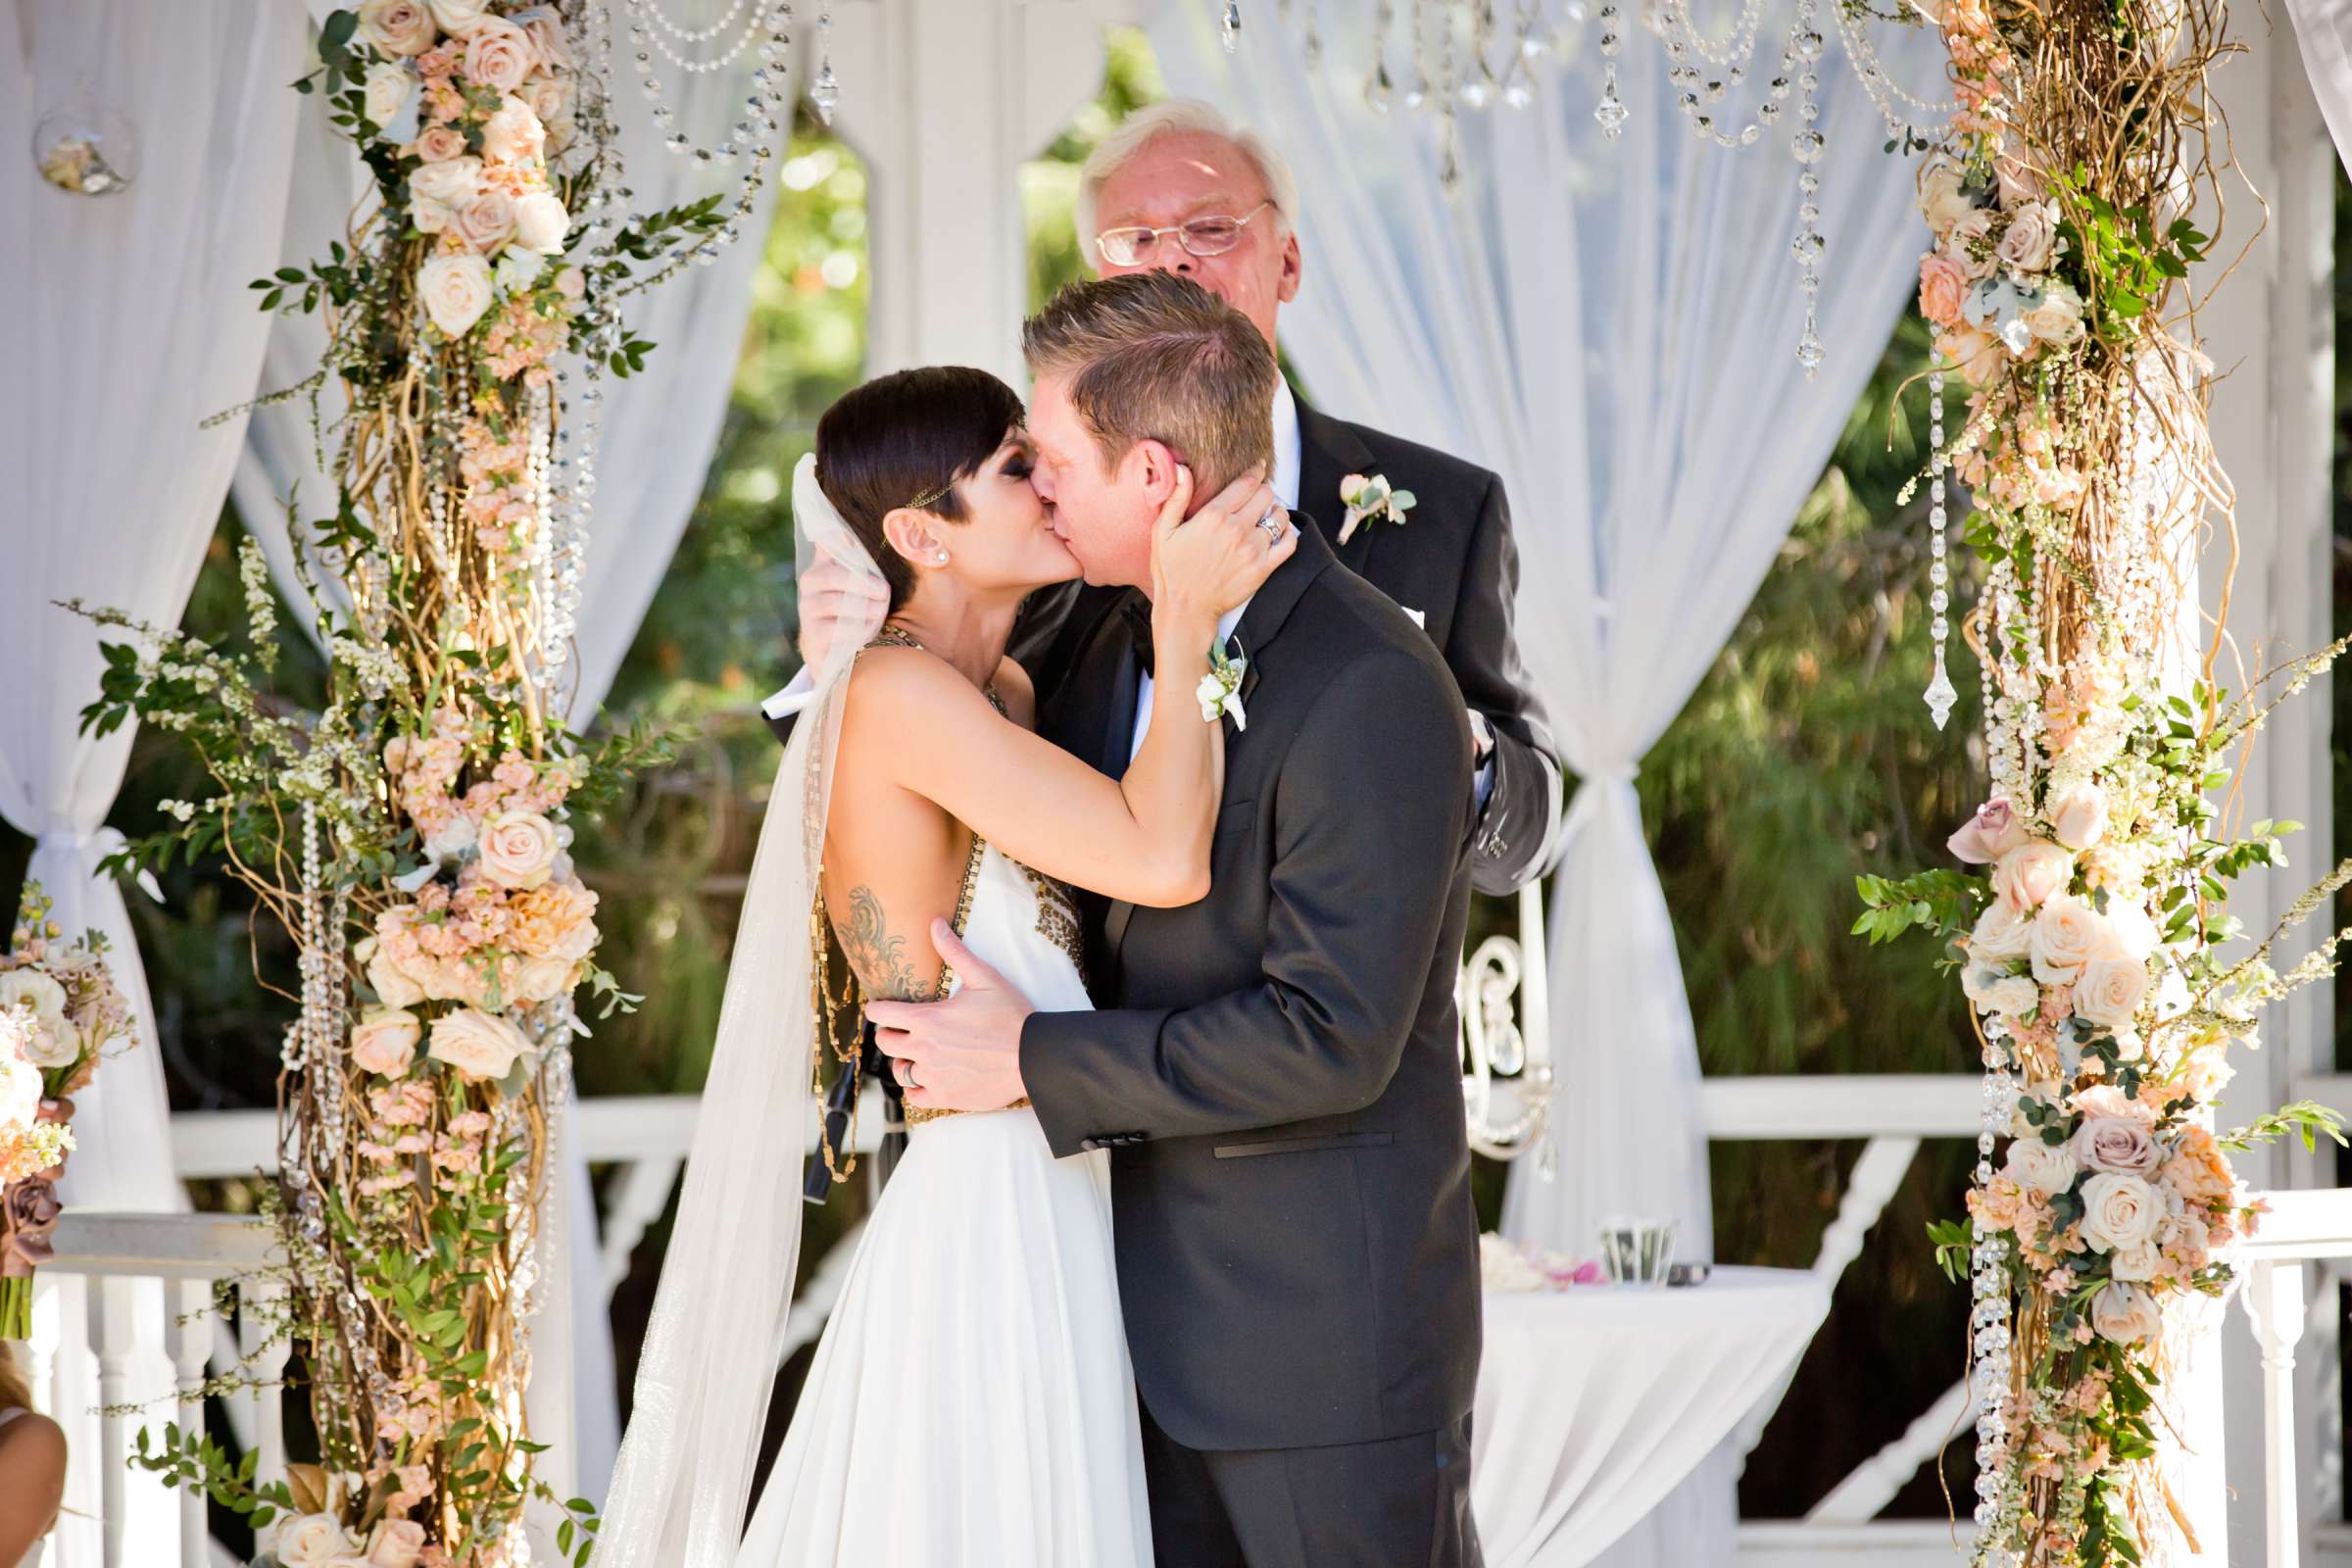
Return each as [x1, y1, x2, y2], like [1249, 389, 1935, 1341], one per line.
[868, 919, 1034, 1115]
[1152, 464, 1289, 637]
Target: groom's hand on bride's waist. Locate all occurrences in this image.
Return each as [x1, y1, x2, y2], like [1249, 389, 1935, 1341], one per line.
[868, 919, 1035, 1114]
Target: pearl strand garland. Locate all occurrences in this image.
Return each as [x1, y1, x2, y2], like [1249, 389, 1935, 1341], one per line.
[1925, 362, 1958, 727]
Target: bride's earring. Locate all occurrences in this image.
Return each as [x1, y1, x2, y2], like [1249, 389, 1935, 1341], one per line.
[933, 551, 949, 564]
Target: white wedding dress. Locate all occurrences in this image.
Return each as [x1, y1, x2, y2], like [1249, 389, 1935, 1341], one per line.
[735, 838, 1153, 1567]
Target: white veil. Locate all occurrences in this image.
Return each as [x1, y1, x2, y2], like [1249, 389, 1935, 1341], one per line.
[593, 453, 888, 1564]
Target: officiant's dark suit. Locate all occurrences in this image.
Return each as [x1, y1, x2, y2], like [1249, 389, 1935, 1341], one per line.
[1020, 511, 1486, 1568]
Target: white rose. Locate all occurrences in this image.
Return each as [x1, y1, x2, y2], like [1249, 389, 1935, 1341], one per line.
[2079, 1171, 2163, 1252]
[412, 194, 455, 236]
[478, 810, 561, 890]
[356, 0, 436, 56]
[512, 190, 569, 257]
[424, 814, 477, 863]
[1919, 162, 1980, 235]
[409, 154, 482, 210]
[1970, 899, 2034, 962]
[2108, 1243, 2163, 1282]
[481, 97, 547, 167]
[418, 254, 495, 338]
[2091, 899, 2160, 962]
[1959, 958, 2012, 1007]
[509, 954, 578, 1005]
[2047, 783, 2110, 852]
[365, 63, 414, 133]
[2088, 1280, 2165, 1346]
[1993, 840, 2073, 909]
[0, 971, 78, 1069]
[2075, 955, 2152, 1031]
[273, 1513, 360, 1567]
[427, 0, 493, 31]
[2002, 1135, 2077, 1197]
[2022, 281, 2086, 346]
[2028, 895, 2104, 985]
[427, 1007, 531, 1082]
[1984, 976, 2040, 1018]
[350, 1008, 422, 1077]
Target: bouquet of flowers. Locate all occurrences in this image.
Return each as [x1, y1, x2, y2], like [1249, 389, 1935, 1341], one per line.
[0, 880, 136, 1338]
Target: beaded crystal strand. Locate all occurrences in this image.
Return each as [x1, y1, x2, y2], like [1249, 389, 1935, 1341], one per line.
[1925, 360, 1958, 728]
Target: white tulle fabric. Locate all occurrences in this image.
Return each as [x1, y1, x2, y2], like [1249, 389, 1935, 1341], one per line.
[595, 456, 881, 1563]
[735, 845, 1149, 1567]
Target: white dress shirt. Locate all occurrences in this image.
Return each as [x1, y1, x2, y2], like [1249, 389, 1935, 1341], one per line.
[1129, 599, 1251, 766]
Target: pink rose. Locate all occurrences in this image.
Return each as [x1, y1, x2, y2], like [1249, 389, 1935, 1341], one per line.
[1947, 798, 2030, 863]
[357, 0, 437, 57]
[481, 97, 546, 167]
[426, 1008, 530, 1082]
[350, 1008, 422, 1077]
[453, 190, 517, 253]
[1919, 253, 1970, 329]
[2047, 783, 2109, 852]
[464, 18, 538, 94]
[478, 810, 560, 890]
[2073, 1115, 2161, 1179]
[410, 125, 466, 163]
[1992, 840, 2072, 909]
[1994, 200, 2059, 272]
[555, 267, 585, 300]
[368, 1518, 428, 1568]
[510, 6, 574, 70]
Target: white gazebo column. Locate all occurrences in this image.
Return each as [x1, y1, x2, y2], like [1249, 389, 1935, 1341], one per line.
[821, 0, 1138, 383]
[2196, 18, 2338, 1562]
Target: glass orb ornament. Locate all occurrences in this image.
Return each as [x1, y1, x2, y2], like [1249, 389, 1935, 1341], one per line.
[32, 101, 138, 196]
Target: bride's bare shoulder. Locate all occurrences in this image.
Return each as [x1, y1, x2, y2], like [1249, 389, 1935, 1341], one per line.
[993, 656, 1036, 728]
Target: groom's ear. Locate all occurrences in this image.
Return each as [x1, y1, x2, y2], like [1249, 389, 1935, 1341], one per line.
[1130, 439, 1183, 511]
[880, 506, 945, 571]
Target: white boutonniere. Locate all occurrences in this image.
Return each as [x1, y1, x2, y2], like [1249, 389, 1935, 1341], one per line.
[1338, 471, 1416, 545]
[1196, 638, 1248, 730]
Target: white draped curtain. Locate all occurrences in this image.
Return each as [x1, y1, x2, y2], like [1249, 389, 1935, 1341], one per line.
[2, 1, 309, 1560]
[1152, 6, 1938, 1562]
[232, 2, 781, 1506]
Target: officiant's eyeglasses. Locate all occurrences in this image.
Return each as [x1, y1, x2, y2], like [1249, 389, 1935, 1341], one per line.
[1095, 202, 1277, 269]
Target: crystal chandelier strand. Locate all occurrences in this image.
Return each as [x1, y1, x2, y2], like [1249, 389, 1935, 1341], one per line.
[1925, 361, 1958, 727]
[642, 0, 750, 45]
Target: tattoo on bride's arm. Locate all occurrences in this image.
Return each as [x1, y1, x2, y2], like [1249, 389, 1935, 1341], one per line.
[838, 885, 929, 1001]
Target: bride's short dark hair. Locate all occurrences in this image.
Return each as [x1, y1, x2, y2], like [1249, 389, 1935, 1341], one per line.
[813, 366, 1026, 609]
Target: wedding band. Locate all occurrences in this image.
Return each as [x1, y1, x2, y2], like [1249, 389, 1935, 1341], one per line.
[901, 1061, 919, 1092]
[1256, 507, 1284, 538]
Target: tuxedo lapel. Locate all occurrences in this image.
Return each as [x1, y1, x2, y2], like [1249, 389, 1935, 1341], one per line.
[1294, 394, 1382, 578]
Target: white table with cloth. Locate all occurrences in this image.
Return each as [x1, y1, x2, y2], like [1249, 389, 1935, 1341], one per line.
[1471, 1266, 1833, 1567]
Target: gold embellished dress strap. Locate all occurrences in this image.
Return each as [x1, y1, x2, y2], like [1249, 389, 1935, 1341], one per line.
[906, 830, 1033, 1127]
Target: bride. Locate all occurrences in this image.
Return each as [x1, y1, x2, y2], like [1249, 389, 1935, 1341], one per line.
[593, 365, 1292, 1566]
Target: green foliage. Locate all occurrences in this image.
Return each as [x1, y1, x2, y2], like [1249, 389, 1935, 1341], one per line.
[2058, 171, 2213, 344]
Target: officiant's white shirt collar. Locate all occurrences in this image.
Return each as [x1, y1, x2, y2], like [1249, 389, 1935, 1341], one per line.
[764, 383, 1298, 723]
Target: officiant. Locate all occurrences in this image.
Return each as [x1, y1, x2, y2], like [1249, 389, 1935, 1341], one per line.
[773, 99, 1562, 895]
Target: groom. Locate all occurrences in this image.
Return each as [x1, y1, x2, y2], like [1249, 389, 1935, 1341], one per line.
[870, 270, 1485, 1568]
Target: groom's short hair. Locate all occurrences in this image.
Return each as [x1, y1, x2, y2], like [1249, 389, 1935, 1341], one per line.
[1022, 271, 1276, 498]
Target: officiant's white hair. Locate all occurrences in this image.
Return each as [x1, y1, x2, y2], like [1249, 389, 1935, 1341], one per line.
[1076, 99, 1299, 257]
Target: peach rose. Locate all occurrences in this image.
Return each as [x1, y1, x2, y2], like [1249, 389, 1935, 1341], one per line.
[2160, 1125, 2235, 1205]
[411, 125, 466, 163]
[2074, 955, 2150, 1031]
[2047, 783, 2109, 852]
[453, 190, 517, 254]
[1936, 325, 2006, 388]
[2079, 1171, 2163, 1252]
[2028, 896, 2103, 985]
[351, 1008, 422, 1077]
[478, 810, 560, 890]
[481, 97, 546, 166]
[512, 190, 569, 256]
[368, 1518, 427, 1568]
[357, 0, 437, 57]
[427, 1007, 530, 1082]
[464, 18, 538, 93]
[2088, 1280, 2163, 1346]
[1919, 253, 1970, 329]
[1993, 840, 2072, 909]
[2073, 1115, 2161, 1179]
[420, 254, 495, 338]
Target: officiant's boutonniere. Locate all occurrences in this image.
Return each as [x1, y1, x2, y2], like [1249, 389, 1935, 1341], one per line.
[1197, 638, 1248, 731]
[1338, 472, 1415, 545]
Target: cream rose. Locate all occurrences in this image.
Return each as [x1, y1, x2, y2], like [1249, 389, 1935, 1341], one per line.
[419, 254, 495, 338]
[350, 1008, 422, 1077]
[2047, 783, 2109, 852]
[1993, 840, 2073, 910]
[2028, 896, 2104, 985]
[1919, 162, 1979, 234]
[365, 63, 415, 131]
[454, 190, 517, 254]
[2075, 955, 2151, 1032]
[464, 18, 539, 93]
[509, 954, 579, 1005]
[1994, 200, 2058, 272]
[520, 75, 573, 129]
[1969, 899, 2034, 963]
[2079, 1171, 2163, 1252]
[2022, 282, 2086, 346]
[2107, 1243, 2163, 1283]
[273, 1512, 361, 1567]
[513, 190, 569, 256]
[479, 810, 561, 890]
[357, 0, 436, 56]
[412, 195, 455, 236]
[367, 1518, 428, 1568]
[2088, 1280, 2164, 1346]
[427, 0, 492, 31]
[2091, 899, 2160, 962]
[410, 154, 482, 209]
[424, 813, 478, 863]
[2073, 1114, 2161, 1179]
[427, 1007, 531, 1082]
[366, 945, 426, 1010]
[1959, 958, 2012, 1008]
[411, 124, 466, 164]
[2003, 1135, 2078, 1197]
[481, 97, 546, 166]
[1984, 976, 2040, 1018]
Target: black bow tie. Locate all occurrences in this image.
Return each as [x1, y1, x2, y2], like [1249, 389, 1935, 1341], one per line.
[1119, 594, 1155, 679]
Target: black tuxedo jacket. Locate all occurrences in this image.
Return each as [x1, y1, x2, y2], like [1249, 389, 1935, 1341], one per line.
[1019, 518, 1484, 1453]
[1007, 392, 1563, 894]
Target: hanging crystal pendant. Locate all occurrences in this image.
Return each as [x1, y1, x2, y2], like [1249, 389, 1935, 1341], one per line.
[1594, 66, 1628, 137]
[1926, 362, 1955, 728]
[809, 61, 840, 123]
[1501, 56, 1535, 109]
[1461, 55, 1499, 110]
[1794, 312, 1824, 376]
[1365, 59, 1396, 114]
[1925, 651, 1958, 730]
[1221, 0, 1243, 52]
